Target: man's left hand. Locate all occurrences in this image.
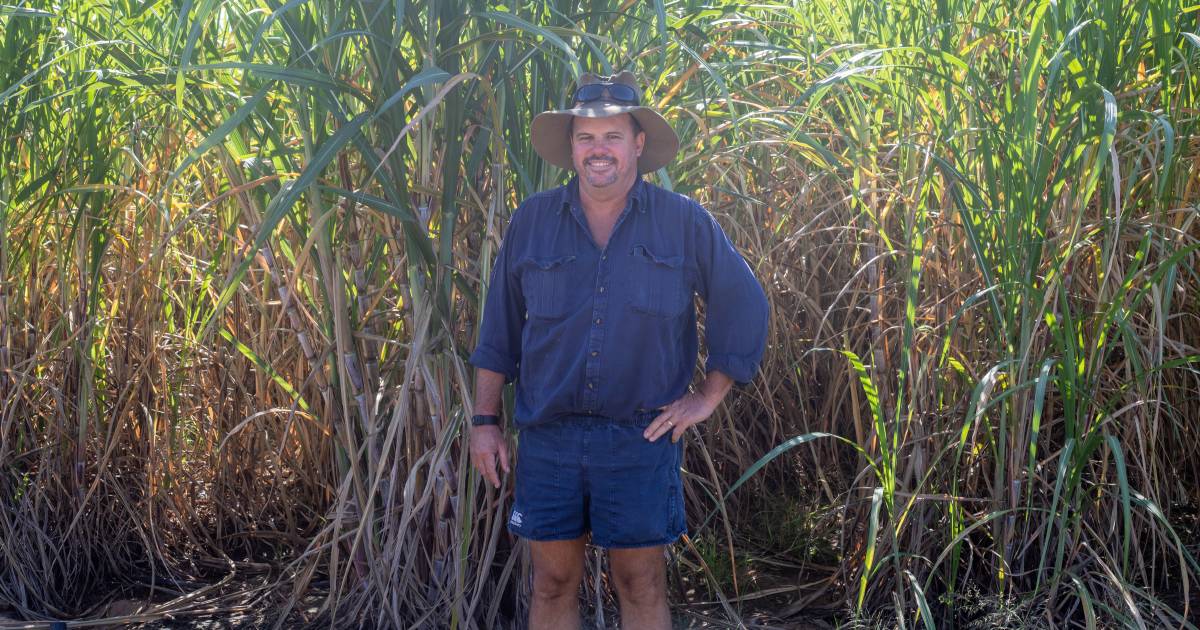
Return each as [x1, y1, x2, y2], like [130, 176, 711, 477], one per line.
[644, 392, 718, 443]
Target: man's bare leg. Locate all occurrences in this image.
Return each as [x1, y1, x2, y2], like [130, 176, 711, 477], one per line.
[609, 545, 670, 630]
[529, 536, 587, 630]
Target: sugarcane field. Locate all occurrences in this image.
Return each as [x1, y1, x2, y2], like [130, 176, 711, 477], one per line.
[2, 0, 1199, 628]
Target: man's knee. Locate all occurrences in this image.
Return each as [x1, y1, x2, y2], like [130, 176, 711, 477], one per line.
[610, 550, 667, 605]
[529, 536, 586, 602]
[532, 559, 584, 601]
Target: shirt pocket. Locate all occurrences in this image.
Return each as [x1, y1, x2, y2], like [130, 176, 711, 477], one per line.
[520, 255, 576, 320]
[628, 244, 689, 318]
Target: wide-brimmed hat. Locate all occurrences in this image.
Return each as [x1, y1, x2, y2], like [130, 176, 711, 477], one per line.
[531, 71, 679, 174]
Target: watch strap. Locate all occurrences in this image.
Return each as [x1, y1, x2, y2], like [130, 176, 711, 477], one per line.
[471, 414, 501, 427]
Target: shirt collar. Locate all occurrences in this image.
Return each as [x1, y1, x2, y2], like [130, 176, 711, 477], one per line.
[559, 175, 648, 214]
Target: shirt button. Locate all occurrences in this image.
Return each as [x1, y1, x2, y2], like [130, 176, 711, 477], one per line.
[591, 351, 598, 357]
[594, 318, 602, 325]
[599, 286, 606, 293]
[587, 382, 595, 390]
[601, 254, 607, 260]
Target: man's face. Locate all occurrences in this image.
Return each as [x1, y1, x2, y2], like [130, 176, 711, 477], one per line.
[570, 114, 645, 192]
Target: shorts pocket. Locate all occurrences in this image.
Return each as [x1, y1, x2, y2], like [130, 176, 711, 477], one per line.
[628, 244, 688, 318]
[512, 423, 586, 540]
[590, 424, 682, 547]
[667, 442, 685, 538]
[520, 255, 576, 320]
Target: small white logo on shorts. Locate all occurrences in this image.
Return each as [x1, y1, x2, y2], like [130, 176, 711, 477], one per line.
[510, 510, 523, 527]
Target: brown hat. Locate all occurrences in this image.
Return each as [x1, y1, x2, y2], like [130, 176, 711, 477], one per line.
[531, 71, 680, 174]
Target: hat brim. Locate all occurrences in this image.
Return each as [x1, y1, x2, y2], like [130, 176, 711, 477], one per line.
[531, 103, 680, 174]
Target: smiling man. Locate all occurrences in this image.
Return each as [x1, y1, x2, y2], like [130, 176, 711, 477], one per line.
[468, 72, 768, 630]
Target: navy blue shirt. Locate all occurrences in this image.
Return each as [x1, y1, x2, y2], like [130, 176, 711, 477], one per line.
[470, 176, 768, 428]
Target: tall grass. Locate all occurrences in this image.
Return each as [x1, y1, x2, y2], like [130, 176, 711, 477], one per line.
[2, 0, 1198, 627]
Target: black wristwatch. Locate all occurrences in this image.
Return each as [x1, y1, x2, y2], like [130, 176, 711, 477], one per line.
[471, 414, 501, 427]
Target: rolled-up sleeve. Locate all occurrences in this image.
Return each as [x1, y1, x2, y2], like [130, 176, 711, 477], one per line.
[470, 211, 526, 382]
[692, 205, 769, 385]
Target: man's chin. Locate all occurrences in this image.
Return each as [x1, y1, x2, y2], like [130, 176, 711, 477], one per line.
[582, 173, 619, 188]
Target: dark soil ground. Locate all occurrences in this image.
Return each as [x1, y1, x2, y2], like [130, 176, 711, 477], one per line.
[0, 582, 841, 630]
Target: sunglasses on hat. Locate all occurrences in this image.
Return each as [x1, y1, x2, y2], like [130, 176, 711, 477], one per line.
[572, 82, 640, 106]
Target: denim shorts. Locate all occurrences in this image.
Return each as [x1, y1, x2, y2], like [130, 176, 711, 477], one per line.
[508, 411, 686, 548]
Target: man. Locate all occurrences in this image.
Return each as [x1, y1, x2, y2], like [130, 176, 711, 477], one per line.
[468, 71, 768, 630]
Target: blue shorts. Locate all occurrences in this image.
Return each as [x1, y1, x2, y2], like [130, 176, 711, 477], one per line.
[508, 411, 686, 548]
